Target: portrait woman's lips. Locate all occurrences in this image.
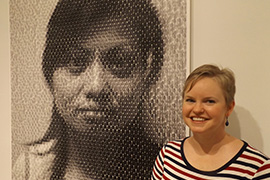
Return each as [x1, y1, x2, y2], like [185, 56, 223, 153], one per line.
[75, 107, 106, 123]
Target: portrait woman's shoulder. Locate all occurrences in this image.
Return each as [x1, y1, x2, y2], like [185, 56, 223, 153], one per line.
[12, 139, 57, 180]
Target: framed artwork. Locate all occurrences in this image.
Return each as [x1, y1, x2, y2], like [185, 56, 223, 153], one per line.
[11, 0, 190, 179]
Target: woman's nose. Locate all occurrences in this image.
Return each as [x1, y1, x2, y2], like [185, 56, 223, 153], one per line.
[193, 102, 204, 114]
[80, 58, 108, 97]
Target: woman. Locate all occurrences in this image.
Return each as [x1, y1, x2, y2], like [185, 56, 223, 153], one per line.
[151, 64, 270, 179]
[13, 0, 164, 179]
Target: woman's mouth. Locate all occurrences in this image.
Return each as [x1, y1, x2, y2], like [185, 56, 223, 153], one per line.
[75, 108, 105, 121]
[191, 117, 207, 122]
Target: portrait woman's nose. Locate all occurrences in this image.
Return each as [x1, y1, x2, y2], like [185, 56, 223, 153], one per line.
[80, 53, 109, 101]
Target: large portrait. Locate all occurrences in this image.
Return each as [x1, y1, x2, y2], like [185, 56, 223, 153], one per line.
[11, 0, 190, 179]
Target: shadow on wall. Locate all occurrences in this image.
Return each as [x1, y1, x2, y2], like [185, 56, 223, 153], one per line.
[226, 105, 263, 152]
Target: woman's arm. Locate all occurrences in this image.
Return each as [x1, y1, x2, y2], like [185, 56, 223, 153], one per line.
[253, 159, 270, 180]
[151, 146, 165, 180]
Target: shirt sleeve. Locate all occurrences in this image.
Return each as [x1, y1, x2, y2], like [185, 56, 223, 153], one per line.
[12, 141, 56, 180]
[253, 159, 270, 180]
[151, 145, 165, 180]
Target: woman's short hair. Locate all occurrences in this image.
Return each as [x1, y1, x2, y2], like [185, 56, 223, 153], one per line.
[182, 64, 236, 106]
[42, 0, 164, 88]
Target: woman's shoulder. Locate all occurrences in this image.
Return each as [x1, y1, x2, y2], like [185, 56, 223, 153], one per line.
[244, 141, 270, 160]
[242, 142, 270, 178]
[166, 137, 187, 146]
[12, 140, 57, 180]
[162, 137, 188, 153]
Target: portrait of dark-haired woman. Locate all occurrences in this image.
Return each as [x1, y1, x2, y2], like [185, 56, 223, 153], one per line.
[13, 0, 168, 179]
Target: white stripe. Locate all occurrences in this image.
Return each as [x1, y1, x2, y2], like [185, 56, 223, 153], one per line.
[229, 163, 257, 173]
[238, 156, 262, 167]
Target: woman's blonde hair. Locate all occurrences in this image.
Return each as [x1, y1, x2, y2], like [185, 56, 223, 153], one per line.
[182, 64, 236, 106]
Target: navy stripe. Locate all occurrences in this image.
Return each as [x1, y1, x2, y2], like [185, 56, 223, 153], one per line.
[165, 144, 181, 153]
[153, 163, 162, 177]
[164, 168, 185, 180]
[246, 148, 269, 161]
[165, 155, 187, 169]
[158, 151, 164, 167]
[234, 160, 259, 170]
[253, 173, 270, 180]
[215, 173, 250, 179]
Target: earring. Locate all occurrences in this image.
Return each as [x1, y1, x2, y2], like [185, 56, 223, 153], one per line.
[225, 117, 229, 126]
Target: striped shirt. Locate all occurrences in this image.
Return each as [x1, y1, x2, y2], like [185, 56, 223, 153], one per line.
[151, 138, 270, 180]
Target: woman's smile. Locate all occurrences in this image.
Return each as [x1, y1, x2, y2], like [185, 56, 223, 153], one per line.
[182, 77, 232, 134]
[191, 117, 208, 122]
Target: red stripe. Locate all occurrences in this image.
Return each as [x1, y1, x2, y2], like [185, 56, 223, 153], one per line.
[166, 149, 182, 161]
[164, 161, 208, 180]
[226, 167, 255, 176]
[153, 168, 161, 179]
[156, 158, 163, 172]
[241, 154, 264, 164]
[257, 164, 270, 173]
[162, 174, 171, 180]
[247, 145, 257, 151]
[161, 148, 165, 158]
[170, 141, 181, 147]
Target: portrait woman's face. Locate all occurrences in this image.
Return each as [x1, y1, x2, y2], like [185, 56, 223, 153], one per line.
[51, 27, 151, 133]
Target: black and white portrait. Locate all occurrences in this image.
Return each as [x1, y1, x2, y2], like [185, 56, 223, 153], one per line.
[11, 0, 189, 179]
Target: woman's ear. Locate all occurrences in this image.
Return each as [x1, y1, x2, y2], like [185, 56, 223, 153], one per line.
[226, 100, 235, 117]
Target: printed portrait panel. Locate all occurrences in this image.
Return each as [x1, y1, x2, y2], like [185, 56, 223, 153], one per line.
[11, 0, 190, 179]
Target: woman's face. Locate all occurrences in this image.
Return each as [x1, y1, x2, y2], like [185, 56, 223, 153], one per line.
[182, 77, 234, 136]
[51, 29, 151, 133]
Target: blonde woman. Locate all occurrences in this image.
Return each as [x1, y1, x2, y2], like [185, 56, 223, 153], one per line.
[152, 64, 270, 179]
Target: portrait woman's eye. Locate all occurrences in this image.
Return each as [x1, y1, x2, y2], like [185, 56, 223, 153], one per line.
[67, 48, 95, 75]
[102, 46, 140, 78]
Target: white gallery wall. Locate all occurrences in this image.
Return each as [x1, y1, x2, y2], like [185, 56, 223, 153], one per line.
[1, 0, 270, 179]
[0, 0, 11, 179]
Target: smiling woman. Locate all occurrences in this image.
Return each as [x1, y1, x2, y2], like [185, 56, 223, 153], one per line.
[182, 77, 234, 135]
[151, 64, 270, 180]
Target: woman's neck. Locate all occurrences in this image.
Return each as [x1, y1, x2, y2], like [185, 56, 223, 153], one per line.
[65, 130, 104, 179]
[64, 164, 90, 180]
[189, 132, 232, 154]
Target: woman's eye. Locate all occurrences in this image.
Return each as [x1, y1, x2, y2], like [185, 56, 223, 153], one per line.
[185, 99, 195, 103]
[67, 48, 94, 75]
[67, 63, 87, 75]
[102, 46, 138, 78]
[206, 100, 216, 104]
